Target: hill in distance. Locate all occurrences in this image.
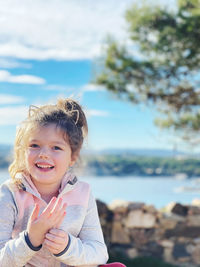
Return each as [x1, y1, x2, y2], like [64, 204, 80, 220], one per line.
[0, 144, 195, 158]
[82, 148, 188, 158]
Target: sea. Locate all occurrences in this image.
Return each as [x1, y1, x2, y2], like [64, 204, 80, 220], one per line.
[1, 169, 200, 209]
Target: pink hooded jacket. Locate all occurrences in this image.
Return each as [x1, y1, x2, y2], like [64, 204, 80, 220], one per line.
[0, 172, 108, 266]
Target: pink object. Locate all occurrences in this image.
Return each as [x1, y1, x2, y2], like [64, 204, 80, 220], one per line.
[99, 263, 126, 267]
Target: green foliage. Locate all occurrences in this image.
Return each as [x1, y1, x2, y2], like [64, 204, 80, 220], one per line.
[84, 154, 200, 177]
[95, 0, 200, 140]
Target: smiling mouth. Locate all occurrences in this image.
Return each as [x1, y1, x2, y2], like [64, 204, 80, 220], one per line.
[35, 163, 54, 170]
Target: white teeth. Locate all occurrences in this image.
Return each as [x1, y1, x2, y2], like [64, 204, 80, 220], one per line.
[36, 164, 53, 169]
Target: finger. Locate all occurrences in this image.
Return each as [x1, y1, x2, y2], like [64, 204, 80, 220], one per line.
[44, 239, 61, 253]
[30, 203, 40, 222]
[45, 233, 64, 245]
[54, 211, 66, 228]
[48, 228, 67, 237]
[42, 197, 57, 216]
[49, 199, 67, 222]
[62, 202, 67, 211]
[50, 198, 63, 215]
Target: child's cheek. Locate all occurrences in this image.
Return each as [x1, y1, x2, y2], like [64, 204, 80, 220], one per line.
[25, 149, 35, 167]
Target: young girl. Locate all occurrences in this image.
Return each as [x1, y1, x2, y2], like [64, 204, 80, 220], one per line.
[0, 98, 125, 267]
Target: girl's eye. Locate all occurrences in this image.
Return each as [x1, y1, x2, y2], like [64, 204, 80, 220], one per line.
[30, 144, 39, 148]
[53, 146, 62, 150]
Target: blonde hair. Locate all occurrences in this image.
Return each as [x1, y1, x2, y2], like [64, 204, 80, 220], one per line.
[9, 98, 88, 183]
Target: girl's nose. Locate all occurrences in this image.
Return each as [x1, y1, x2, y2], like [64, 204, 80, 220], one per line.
[39, 147, 49, 159]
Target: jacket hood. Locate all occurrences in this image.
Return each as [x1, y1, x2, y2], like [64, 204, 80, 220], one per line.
[14, 171, 78, 200]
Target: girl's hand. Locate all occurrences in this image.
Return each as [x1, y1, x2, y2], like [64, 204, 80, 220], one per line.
[44, 228, 69, 255]
[27, 197, 67, 247]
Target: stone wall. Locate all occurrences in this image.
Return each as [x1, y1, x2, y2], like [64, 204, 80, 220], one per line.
[96, 199, 200, 267]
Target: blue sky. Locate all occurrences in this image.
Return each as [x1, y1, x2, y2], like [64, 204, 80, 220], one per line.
[0, 0, 185, 152]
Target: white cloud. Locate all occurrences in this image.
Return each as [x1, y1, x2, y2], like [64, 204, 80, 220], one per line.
[0, 58, 31, 69]
[0, 70, 45, 84]
[44, 84, 68, 91]
[0, 0, 135, 60]
[82, 84, 105, 92]
[0, 94, 24, 104]
[0, 106, 28, 125]
[86, 109, 109, 117]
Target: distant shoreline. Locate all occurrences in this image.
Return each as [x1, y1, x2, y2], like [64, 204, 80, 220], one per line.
[1, 152, 200, 178]
[0, 167, 198, 180]
[80, 155, 200, 178]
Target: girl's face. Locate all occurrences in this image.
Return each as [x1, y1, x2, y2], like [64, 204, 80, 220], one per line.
[25, 124, 76, 192]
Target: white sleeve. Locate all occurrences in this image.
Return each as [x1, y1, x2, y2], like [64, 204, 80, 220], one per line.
[55, 192, 109, 266]
[0, 183, 37, 266]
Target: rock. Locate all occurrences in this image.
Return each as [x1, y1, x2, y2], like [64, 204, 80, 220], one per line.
[165, 224, 200, 238]
[163, 247, 174, 263]
[127, 202, 145, 211]
[124, 210, 156, 229]
[164, 202, 177, 214]
[186, 244, 195, 254]
[191, 245, 200, 264]
[139, 241, 164, 258]
[159, 213, 186, 230]
[126, 248, 138, 258]
[96, 199, 113, 244]
[113, 212, 124, 222]
[111, 221, 131, 244]
[156, 212, 164, 220]
[159, 239, 174, 248]
[193, 238, 200, 244]
[96, 199, 113, 222]
[171, 203, 188, 216]
[143, 204, 157, 213]
[108, 199, 129, 212]
[177, 236, 191, 243]
[130, 229, 154, 247]
[188, 205, 200, 215]
[169, 213, 186, 222]
[109, 200, 128, 221]
[96, 200, 200, 266]
[153, 228, 166, 240]
[159, 216, 178, 230]
[172, 243, 191, 259]
[187, 215, 200, 226]
[164, 202, 188, 216]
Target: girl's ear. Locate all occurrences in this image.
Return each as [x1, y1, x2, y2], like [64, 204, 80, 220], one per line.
[70, 153, 78, 167]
